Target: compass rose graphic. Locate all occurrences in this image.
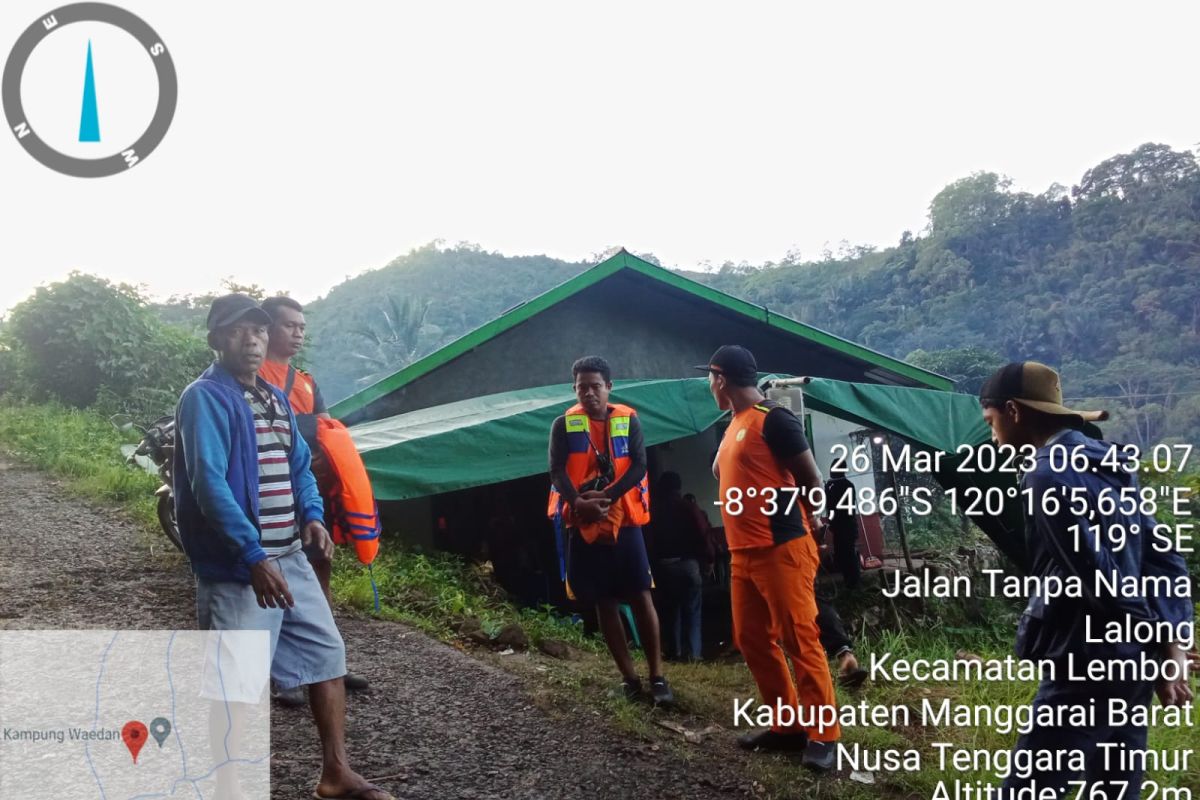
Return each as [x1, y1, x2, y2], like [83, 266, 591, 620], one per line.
[2, 3, 177, 178]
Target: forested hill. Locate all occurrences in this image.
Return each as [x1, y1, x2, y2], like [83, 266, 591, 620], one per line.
[305, 143, 1200, 447]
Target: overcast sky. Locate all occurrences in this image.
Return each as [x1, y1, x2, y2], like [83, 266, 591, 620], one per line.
[2, 0, 1196, 315]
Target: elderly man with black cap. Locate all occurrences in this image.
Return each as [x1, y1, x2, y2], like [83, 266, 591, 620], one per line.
[699, 345, 840, 769]
[174, 294, 394, 800]
[979, 361, 1194, 799]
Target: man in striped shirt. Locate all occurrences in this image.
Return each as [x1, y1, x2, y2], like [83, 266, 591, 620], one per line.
[175, 294, 394, 800]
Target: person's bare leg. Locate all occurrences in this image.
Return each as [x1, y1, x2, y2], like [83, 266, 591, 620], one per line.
[309, 678, 390, 799]
[596, 601, 638, 680]
[209, 700, 247, 800]
[311, 555, 334, 608]
[309, 554, 370, 692]
[629, 590, 664, 677]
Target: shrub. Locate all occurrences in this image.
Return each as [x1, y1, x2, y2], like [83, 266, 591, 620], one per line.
[5, 272, 210, 417]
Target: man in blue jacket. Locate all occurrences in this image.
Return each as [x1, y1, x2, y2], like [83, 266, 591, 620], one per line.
[980, 361, 1193, 799]
[175, 294, 393, 800]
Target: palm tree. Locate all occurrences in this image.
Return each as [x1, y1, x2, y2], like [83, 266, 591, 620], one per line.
[350, 295, 432, 387]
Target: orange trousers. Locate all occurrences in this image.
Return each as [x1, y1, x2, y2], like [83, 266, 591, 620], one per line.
[731, 535, 840, 741]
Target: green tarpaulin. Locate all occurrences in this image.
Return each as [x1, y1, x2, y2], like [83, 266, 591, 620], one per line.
[800, 378, 991, 454]
[351, 378, 727, 502]
[349, 375, 1025, 563]
[801, 377, 1024, 564]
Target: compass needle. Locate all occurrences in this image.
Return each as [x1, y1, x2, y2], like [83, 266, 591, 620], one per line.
[78, 39, 99, 142]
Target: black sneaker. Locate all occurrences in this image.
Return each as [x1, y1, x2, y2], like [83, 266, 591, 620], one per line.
[649, 676, 674, 706]
[270, 680, 306, 708]
[621, 677, 643, 700]
[737, 728, 807, 752]
[344, 671, 370, 692]
[802, 739, 837, 771]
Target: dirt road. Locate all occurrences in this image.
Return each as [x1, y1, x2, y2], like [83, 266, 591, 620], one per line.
[0, 459, 752, 800]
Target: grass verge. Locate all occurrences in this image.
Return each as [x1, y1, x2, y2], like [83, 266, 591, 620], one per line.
[0, 401, 159, 531]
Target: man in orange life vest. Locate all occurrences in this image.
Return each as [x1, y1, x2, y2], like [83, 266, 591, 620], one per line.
[548, 356, 674, 705]
[700, 345, 840, 769]
[259, 296, 370, 704]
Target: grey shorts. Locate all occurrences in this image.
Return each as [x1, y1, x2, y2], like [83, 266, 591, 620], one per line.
[196, 549, 346, 691]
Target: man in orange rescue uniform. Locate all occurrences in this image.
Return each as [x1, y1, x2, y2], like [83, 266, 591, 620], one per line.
[548, 356, 673, 705]
[699, 345, 840, 769]
[259, 296, 371, 704]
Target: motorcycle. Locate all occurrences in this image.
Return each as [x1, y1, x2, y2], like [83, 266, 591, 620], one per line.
[116, 414, 183, 553]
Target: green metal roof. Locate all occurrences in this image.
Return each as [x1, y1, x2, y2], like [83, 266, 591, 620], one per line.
[331, 250, 952, 419]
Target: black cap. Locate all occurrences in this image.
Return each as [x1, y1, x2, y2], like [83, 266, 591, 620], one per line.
[206, 294, 272, 332]
[694, 345, 758, 387]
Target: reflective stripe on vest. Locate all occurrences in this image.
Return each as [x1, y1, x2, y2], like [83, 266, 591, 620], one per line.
[315, 418, 380, 565]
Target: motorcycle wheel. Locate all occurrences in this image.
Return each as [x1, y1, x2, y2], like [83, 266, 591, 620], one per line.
[157, 494, 184, 553]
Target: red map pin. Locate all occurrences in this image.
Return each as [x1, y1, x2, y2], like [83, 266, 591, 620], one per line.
[122, 721, 148, 764]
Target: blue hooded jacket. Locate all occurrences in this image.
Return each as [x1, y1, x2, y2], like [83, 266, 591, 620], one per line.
[173, 361, 324, 583]
[1015, 428, 1194, 664]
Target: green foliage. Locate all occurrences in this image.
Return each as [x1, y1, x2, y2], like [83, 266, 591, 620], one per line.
[905, 347, 1006, 395]
[152, 278, 285, 331]
[1074, 142, 1200, 202]
[0, 338, 31, 400]
[6, 273, 155, 406]
[331, 546, 599, 651]
[4, 273, 210, 418]
[0, 401, 159, 531]
[347, 294, 434, 388]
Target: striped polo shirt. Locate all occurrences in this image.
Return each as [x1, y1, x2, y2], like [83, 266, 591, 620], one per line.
[244, 381, 302, 557]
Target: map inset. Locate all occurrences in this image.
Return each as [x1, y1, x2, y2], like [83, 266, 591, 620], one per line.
[0, 630, 270, 799]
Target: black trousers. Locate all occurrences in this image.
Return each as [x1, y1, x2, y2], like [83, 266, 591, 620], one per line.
[1001, 677, 1154, 799]
[831, 524, 861, 589]
[815, 592, 853, 658]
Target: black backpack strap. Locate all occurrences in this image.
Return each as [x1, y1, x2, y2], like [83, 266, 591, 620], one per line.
[284, 365, 297, 398]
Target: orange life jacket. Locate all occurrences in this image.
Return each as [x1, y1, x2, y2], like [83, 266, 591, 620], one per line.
[314, 418, 380, 565]
[716, 401, 814, 551]
[546, 402, 650, 545]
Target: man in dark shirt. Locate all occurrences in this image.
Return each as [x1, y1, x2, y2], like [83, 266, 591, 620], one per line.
[980, 361, 1193, 799]
[548, 356, 673, 705]
[650, 471, 711, 661]
[823, 464, 861, 589]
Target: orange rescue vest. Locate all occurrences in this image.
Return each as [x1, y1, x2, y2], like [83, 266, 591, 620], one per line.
[314, 418, 380, 565]
[716, 402, 814, 550]
[546, 402, 650, 545]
